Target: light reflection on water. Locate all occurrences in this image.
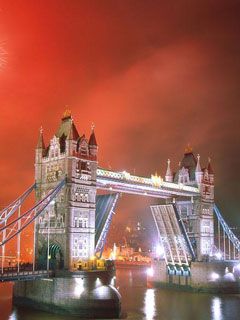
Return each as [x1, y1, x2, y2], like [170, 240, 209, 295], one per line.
[211, 297, 222, 320]
[1, 268, 240, 319]
[144, 289, 155, 320]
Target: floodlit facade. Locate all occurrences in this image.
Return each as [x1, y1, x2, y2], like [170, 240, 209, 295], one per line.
[165, 147, 215, 260]
[35, 110, 98, 269]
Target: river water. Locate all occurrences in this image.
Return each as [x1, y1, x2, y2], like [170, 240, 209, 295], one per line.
[1, 267, 240, 320]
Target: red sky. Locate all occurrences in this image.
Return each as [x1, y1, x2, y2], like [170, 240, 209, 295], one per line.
[0, 1, 240, 231]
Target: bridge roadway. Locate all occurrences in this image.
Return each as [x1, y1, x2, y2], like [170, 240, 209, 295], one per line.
[96, 168, 199, 198]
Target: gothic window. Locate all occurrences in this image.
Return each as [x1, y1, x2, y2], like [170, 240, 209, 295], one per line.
[188, 222, 193, 233]
[74, 217, 78, 227]
[59, 134, 66, 153]
[73, 238, 87, 257]
[80, 143, 88, 156]
[201, 220, 211, 233]
[79, 218, 88, 228]
[201, 240, 210, 255]
[203, 186, 210, 195]
[180, 206, 188, 218]
[73, 238, 78, 257]
[81, 161, 87, 171]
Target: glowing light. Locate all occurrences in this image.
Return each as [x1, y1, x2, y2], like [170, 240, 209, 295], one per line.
[110, 243, 117, 260]
[9, 310, 17, 320]
[146, 267, 154, 277]
[156, 244, 164, 257]
[110, 276, 116, 286]
[93, 285, 109, 299]
[223, 272, 235, 282]
[122, 170, 131, 180]
[90, 255, 96, 261]
[96, 277, 101, 286]
[211, 272, 220, 281]
[211, 297, 222, 320]
[144, 289, 156, 320]
[151, 174, 162, 187]
[74, 278, 84, 297]
[215, 252, 222, 260]
[234, 263, 240, 271]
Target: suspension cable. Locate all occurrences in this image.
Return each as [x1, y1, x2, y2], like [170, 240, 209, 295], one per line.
[0, 179, 66, 247]
[0, 184, 35, 222]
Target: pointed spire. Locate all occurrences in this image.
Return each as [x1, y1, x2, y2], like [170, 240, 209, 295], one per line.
[195, 154, 201, 172]
[36, 126, 45, 149]
[165, 159, 173, 182]
[67, 119, 74, 140]
[208, 157, 214, 174]
[166, 159, 172, 176]
[89, 123, 97, 146]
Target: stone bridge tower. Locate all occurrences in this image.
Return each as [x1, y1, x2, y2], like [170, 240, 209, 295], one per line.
[35, 110, 98, 270]
[165, 147, 215, 261]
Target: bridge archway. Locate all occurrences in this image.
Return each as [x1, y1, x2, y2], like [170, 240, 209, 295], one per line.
[48, 243, 64, 270]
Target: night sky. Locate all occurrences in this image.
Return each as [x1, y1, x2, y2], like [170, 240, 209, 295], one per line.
[0, 1, 240, 230]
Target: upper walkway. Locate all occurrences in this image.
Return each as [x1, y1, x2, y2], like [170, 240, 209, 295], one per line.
[96, 168, 199, 198]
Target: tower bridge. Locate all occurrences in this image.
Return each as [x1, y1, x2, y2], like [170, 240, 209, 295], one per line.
[0, 111, 240, 303]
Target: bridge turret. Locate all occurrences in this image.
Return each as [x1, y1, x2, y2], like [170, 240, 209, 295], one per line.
[165, 159, 173, 182]
[173, 148, 215, 262]
[89, 124, 98, 159]
[66, 119, 78, 156]
[35, 126, 45, 183]
[207, 157, 214, 184]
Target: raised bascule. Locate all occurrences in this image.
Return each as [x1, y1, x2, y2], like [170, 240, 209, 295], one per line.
[0, 111, 240, 316]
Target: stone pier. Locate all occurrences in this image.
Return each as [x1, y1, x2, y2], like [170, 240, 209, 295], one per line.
[13, 271, 121, 318]
[149, 259, 240, 293]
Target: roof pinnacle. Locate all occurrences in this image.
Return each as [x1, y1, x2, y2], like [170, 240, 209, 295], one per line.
[208, 157, 214, 174]
[166, 159, 173, 177]
[36, 126, 45, 149]
[195, 154, 201, 172]
[89, 123, 97, 146]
